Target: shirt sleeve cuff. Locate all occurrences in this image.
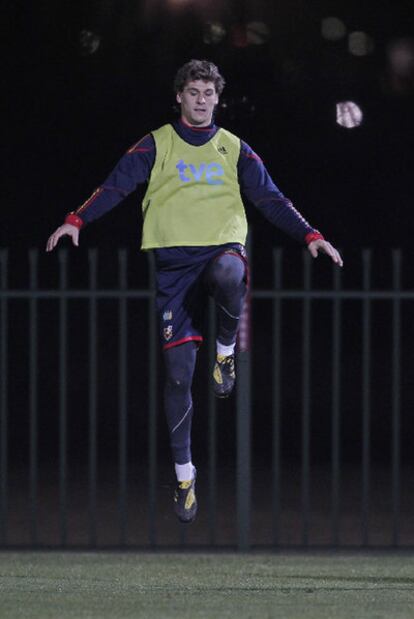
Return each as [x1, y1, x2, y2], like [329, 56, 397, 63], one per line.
[305, 231, 324, 245]
[65, 213, 84, 229]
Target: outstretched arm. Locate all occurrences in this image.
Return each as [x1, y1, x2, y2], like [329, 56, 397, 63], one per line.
[238, 141, 343, 266]
[46, 133, 155, 252]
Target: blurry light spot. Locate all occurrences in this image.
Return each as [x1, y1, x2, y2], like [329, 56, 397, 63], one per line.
[246, 21, 270, 45]
[336, 101, 363, 128]
[79, 30, 100, 56]
[203, 22, 226, 45]
[388, 37, 414, 77]
[348, 31, 374, 56]
[321, 17, 346, 42]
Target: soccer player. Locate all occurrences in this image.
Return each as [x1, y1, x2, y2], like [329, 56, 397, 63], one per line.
[46, 59, 343, 524]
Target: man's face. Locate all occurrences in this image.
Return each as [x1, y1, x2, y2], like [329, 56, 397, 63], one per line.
[176, 80, 219, 127]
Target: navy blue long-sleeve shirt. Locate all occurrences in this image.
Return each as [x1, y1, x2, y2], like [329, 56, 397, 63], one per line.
[73, 119, 319, 244]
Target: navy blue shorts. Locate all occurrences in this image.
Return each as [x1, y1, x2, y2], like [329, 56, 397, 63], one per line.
[154, 244, 248, 350]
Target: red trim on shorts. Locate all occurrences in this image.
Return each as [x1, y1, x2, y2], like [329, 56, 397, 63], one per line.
[163, 335, 203, 351]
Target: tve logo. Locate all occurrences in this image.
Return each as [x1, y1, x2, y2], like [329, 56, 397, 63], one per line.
[176, 160, 224, 185]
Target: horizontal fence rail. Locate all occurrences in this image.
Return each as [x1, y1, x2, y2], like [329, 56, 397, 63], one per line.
[0, 247, 412, 549]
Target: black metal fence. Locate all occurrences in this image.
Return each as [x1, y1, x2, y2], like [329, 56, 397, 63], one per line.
[0, 247, 413, 549]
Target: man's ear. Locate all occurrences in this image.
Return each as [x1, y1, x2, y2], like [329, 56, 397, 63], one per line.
[176, 92, 182, 104]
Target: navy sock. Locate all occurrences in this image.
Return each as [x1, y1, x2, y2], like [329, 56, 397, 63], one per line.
[163, 342, 197, 464]
[206, 253, 247, 346]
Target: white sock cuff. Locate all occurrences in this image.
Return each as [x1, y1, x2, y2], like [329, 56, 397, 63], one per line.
[216, 340, 236, 357]
[175, 462, 195, 482]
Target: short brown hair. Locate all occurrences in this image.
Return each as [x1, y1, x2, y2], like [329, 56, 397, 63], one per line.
[174, 59, 226, 95]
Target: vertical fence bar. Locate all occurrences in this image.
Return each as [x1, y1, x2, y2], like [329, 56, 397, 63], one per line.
[118, 250, 128, 545]
[0, 250, 8, 544]
[301, 251, 312, 546]
[208, 298, 217, 546]
[331, 262, 342, 546]
[236, 337, 251, 550]
[148, 252, 158, 547]
[88, 250, 98, 547]
[272, 248, 282, 546]
[391, 250, 401, 546]
[236, 253, 251, 551]
[58, 250, 68, 546]
[29, 249, 39, 545]
[361, 249, 371, 546]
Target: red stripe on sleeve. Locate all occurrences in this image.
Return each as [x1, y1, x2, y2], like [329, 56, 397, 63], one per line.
[242, 151, 263, 162]
[127, 147, 152, 154]
[127, 134, 152, 154]
[76, 187, 104, 214]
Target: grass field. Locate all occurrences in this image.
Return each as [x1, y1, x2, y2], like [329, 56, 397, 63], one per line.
[0, 550, 413, 618]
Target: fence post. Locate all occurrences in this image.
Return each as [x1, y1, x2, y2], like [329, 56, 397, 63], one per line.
[0, 250, 8, 545]
[148, 252, 158, 547]
[88, 249, 98, 547]
[361, 249, 371, 546]
[58, 250, 68, 546]
[29, 249, 39, 545]
[272, 248, 282, 546]
[208, 298, 217, 545]
[391, 249, 401, 546]
[301, 250, 312, 546]
[331, 258, 342, 545]
[118, 249, 128, 545]
[236, 239, 252, 551]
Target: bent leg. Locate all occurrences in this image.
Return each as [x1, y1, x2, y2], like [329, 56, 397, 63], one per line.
[206, 252, 247, 346]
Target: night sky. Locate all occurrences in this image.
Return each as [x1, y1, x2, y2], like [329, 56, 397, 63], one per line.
[5, 0, 414, 254]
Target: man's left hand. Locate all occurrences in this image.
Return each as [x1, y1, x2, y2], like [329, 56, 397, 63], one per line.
[307, 239, 343, 267]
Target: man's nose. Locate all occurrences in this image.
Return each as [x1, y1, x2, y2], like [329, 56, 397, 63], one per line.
[196, 93, 206, 103]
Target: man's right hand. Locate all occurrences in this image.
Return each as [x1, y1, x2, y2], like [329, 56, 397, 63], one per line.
[46, 224, 79, 252]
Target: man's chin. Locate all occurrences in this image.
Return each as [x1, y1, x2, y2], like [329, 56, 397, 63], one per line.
[181, 113, 212, 127]
[189, 116, 211, 127]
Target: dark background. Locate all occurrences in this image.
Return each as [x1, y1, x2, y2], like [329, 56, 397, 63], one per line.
[3, 0, 414, 471]
[5, 0, 414, 251]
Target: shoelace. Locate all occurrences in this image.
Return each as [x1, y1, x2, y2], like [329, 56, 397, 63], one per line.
[179, 480, 193, 490]
[220, 355, 235, 373]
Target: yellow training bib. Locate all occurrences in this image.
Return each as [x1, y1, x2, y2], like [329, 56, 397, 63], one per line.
[141, 124, 247, 249]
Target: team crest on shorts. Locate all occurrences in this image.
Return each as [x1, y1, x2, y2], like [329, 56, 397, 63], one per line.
[163, 310, 173, 321]
[163, 325, 173, 341]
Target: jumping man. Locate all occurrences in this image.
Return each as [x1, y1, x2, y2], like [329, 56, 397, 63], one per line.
[46, 59, 343, 524]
